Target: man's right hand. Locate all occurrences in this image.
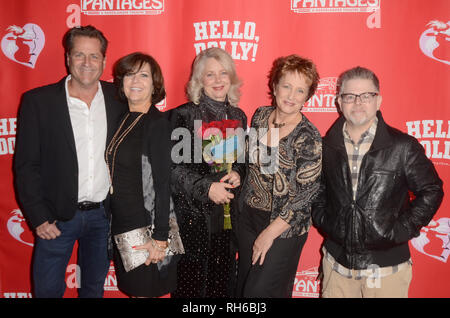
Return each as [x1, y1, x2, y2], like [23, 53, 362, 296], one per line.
[36, 221, 61, 240]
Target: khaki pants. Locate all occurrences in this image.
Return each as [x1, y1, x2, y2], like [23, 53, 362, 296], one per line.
[321, 257, 412, 298]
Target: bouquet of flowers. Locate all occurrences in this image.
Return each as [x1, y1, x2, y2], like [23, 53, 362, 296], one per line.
[197, 119, 244, 230]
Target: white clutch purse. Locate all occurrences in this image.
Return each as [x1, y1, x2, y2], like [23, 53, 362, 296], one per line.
[114, 217, 184, 272]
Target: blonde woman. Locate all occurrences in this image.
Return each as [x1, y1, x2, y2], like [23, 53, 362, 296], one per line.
[169, 48, 247, 297]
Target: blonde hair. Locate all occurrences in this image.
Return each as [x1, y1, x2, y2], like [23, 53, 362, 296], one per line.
[186, 47, 241, 107]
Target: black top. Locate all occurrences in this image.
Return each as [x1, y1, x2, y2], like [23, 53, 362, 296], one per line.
[109, 112, 149, 235]
[108, 109, 178, 298]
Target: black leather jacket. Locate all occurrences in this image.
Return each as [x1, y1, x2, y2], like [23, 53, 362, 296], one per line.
[312, 112, 443, 269]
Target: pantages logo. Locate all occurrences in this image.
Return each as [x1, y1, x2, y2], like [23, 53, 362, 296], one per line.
[303, 77, 338, 113]
[66, 263, 119, 291]
[406, 120, 450, 165]
[291, 0, 380, 13]
[193, 21, 259, 62]
[292, 267, 320, 298]
[80, 0, 164, 15]
[104, 264, 119, 291]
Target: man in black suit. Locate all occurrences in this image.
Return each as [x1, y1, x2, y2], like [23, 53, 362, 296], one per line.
[14, 25, 126, 298]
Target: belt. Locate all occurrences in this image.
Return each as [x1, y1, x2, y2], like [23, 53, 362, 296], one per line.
[77, 201, 101, 211]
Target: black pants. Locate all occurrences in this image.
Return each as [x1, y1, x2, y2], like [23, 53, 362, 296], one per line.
[236, 204, 308, 298]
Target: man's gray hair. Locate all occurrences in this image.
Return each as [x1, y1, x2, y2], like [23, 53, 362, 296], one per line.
[337, 66, 380, 94]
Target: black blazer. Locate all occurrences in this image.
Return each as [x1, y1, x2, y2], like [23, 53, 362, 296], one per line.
[14, 77, 127, 229]
[139, 105, 173, 241]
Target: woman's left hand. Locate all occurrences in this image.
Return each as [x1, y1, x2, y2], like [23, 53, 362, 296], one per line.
[220, 170, 241, 187]
[251, 217, 291, 266]
[134, 239, 168, 265]
[252, 229, 275, 266]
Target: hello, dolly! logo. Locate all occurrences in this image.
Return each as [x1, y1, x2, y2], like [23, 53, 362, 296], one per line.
[6, 209, 34, 247]
[1, 24, 45, 68]
[411, 218, 450, 263]
[406, 119, 450, 166]
[193, 20, 260, 62]
[419, 20, 450, 66]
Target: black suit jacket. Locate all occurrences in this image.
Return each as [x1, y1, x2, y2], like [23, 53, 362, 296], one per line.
[14, 77, 127, 229]
[139, 105, 173, 241]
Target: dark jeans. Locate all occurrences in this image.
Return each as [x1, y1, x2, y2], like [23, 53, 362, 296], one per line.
[32, 206, 110, 298]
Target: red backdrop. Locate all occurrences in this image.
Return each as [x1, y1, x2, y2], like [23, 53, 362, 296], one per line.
[0, 0, 449, 298]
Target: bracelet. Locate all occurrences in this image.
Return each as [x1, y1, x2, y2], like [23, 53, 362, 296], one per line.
[151, 238, 168, 252]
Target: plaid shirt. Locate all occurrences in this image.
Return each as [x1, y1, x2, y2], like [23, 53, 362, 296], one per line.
[324, 118, 411, 279]
[343, 118, 377, 199]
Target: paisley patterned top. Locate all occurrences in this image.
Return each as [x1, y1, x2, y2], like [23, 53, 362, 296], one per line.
[241, 106, 322, 238]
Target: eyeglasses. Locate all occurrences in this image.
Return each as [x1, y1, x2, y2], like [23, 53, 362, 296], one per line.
[340, 92, 379, 104]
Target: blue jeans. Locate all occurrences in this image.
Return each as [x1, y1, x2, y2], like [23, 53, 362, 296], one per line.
[32, 206, 110, 298]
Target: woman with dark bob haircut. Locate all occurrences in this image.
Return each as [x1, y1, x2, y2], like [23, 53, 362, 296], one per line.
[237, 54, 322, 297]
[107, 52, 183, 297]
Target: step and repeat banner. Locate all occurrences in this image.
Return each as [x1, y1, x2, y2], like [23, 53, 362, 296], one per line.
[0, 0, 449, 298]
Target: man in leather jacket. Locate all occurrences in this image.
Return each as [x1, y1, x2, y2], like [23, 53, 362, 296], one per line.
[312, 66, 443, 297]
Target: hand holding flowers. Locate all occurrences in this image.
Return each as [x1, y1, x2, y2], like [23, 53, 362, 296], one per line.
[197, 119, 244, 229]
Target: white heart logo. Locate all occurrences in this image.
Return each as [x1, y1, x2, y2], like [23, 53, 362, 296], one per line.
[411, 217, 450, 263]
[419, 20, 450, 66]
[1, 23, 45, 69]
[7, 209, 34, 247]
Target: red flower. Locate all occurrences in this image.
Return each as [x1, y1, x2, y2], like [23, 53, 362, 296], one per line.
[197, 119, 241, 139]
[221, 119, 241, 138]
